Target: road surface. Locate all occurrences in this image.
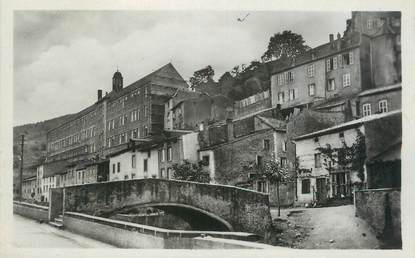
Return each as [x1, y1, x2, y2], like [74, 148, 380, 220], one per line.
[12, 215, 114, 248]
[271, 205, 381, 249]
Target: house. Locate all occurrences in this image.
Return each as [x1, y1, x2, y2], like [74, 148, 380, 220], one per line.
[156, 131, 200, 179]
[293, 110, 401, 206]
[22, 176, 37, 200]
[198, 114, 292, 206]
[269, 11, 401, 120]
[108, 141, 159, 181]
[358, 83, 401, 117]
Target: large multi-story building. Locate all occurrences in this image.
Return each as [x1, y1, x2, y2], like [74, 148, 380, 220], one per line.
[46, 63, 192, 164]
[270, 11, 401, 120]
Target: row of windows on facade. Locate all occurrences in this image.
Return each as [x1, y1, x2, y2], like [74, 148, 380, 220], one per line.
[49, 87, 149, 143]
[108, 87, 149, 110]
[276, 73, 352, 103]
[49, 126, 96, 152]
[362, 99, 388, 117]
[49, 144, 93, 162]
[275, 52, 354, 86]
[107, 107, 148, 131]
[49, 110, 97, 140]
[106, 127, 148, 148]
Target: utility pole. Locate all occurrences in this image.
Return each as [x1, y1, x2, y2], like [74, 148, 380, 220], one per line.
[19, 134, 25, 201]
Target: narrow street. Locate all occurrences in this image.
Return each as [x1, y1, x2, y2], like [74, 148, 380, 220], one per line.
[271, 205, 381, 249]
[12, 215, 114, 248]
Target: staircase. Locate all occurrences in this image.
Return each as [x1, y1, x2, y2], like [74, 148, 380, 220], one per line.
[49, 214, 64, 229]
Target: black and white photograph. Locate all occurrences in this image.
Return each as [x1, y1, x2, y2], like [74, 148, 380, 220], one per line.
[1, 0, 414, 256]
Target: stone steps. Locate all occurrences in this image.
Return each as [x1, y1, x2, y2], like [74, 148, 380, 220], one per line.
[49, 214, 64, 229]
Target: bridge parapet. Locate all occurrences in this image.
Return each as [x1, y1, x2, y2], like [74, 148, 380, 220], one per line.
[63, 178, 272, 236]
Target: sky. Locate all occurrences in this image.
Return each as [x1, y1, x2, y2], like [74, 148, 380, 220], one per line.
[13, 11, 350, 126]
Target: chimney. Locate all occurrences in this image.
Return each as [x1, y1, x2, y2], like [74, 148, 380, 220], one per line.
[336, 33, 341, 50]
[97, 90, 102, 101]
[329, 34, 334, 42]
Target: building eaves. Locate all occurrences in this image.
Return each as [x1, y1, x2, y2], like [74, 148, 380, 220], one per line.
[358, 83, 402, 97]
[293, 110, 401, 141]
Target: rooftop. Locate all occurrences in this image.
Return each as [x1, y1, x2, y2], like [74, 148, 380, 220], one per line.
[294, 109, 401, 141]
[358, 83, 401, 97]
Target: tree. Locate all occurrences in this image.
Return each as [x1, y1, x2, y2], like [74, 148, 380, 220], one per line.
[244, 158, 291, 217]
[261, 30, 310, 61]
[316, 129, 367, 188]
[171, 160, 211, 183]
[189, 65, 215, 89]
[260, 159, 291, 217]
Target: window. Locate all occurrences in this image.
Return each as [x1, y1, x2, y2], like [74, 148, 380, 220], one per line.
[160, 168, 165, 178]
[301, 179, 311, 194]
[308, 84, 315, 96]
[144, 159, 148, 172]
[263, 139, 270, 151]
[367, 19, 373, 29]
[167, 168, 172, 179]
[161, 149, 166, 162]
[378, 100, 388, 113]
[117, 162, 120, 173]
[167, 147, 172, 161]
[326, 59, 332, 72]
[362, 103, 371, 117]
[280, 157, 287, 167]
[287, 71, 294, 82]
[282, 141, 287, 152]
[307, 64, 315, 77]
[112, 164, 115, 174]
[342, 73, 351, 87]
[327, 79, 336, 91]
[333, 56, 338, 70]
[256, 155, 263, 167]
[144, 106, 148, 117]
[132, 154, 136, 168]
[342, 52, 354, 65]
[202, 155, 210, 166]
[277, 92, 285, 103]
[289, 89, 296, 101]
[314, 153, 321, 168]
[277, 74, 285, 85]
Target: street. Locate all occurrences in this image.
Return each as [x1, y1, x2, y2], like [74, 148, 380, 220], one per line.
[12, 215, 114, 248]
[271, 205, 381, 249]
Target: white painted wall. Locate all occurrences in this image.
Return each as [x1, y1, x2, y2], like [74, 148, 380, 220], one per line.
[295, 125, 365, 204]
[109, 149, 159, 181]
[182, 132, 199, 161]
[199, 150, 215, 183]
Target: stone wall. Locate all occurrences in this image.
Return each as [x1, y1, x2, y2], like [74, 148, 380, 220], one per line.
[354, 188, 401, 247]
[13, 201, 49, 221]
[63, 178, 272, 237]
[64, 212, 273, 249]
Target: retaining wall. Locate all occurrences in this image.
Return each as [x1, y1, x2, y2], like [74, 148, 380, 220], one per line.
[63, 212, 272, 249]
[13, 201, 49, 221]
[354, 188, 401, 246]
